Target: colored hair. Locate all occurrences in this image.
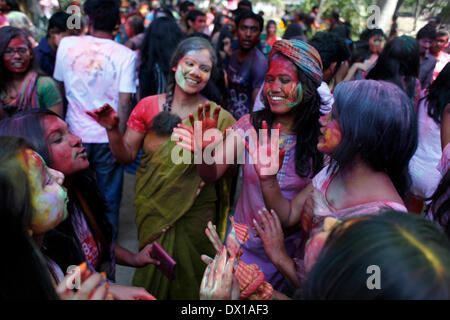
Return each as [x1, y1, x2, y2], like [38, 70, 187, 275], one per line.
[139, 16, 184, 98]
[252, 54, 324, 178]
[0, 136, 60, 300]
[331, 80, 418, 197]
[84, 0, 120, 32]
[366, 35, 420, 100]
[0, 109, 115, 280]
[302, 211, 450, 299]
[426, 62, 450, 124]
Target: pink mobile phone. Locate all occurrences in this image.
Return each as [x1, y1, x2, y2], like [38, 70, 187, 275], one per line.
[151, 242, 176, 281]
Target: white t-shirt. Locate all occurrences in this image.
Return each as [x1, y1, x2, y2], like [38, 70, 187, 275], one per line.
[54, 35, 136, 143]
[409, 96, 442, 199]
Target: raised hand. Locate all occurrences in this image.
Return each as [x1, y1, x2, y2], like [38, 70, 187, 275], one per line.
[173, 102, 222, 152]
[244, 121, 285, 179]
[86, 104, 119, 130]
[205, 221, 224, 253]
[200, 246, 239, 300]
[253, 208, 288, 267]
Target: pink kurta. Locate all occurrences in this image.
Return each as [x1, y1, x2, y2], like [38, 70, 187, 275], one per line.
[231, 114, 311, 290]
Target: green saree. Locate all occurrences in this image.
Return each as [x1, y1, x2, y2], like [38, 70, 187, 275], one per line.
[132, 103, 236, 299]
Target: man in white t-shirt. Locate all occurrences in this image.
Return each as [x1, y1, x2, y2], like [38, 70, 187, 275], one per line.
[54, 0, 136, 240]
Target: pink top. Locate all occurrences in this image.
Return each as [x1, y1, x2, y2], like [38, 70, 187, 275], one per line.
[231, 114, 311, 290]
[293, 165, 408, 282]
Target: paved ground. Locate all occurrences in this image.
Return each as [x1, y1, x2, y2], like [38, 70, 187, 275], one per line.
[115, 171, 140, 286]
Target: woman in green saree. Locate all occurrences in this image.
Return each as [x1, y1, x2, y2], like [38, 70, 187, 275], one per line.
[88, 37, 235, 299]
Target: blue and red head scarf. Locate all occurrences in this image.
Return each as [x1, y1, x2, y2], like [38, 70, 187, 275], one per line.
[269, 39, 323, 86]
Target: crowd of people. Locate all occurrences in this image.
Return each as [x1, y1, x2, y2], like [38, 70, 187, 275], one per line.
[0, 0, 449, 300]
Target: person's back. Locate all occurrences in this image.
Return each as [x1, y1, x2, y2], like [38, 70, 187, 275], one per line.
[54, 35, 136, 142]
[53, 0, 136, 240]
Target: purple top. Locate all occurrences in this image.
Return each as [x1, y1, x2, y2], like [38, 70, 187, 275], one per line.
[230, 114, 311, 290]
[226, 48, 268, 120]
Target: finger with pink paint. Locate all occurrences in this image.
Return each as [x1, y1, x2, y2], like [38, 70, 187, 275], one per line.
[205, 221, 223, 252]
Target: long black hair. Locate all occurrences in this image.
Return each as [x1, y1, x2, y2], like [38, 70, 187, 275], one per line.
[0, 109, 115, 280]
[366, 35, 420, 100]
[252, 54, 324, 178]
[331, 80, 418, 197]
[0, 136, 60, 300]
[302, 211, 450, 299]
[426, 62, 450, 125]
[138, 16, 184, 99]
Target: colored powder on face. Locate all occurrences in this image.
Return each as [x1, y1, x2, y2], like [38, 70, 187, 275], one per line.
[175, 64, 187, 91]
[18, 149, 68, 235]
[287, 83, 303, 108]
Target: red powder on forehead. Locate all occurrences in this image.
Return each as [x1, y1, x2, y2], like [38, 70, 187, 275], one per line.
[8, 36, 28, 48]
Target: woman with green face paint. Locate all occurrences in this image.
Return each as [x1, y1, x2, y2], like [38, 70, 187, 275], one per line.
[87, 37, 236, 299]
[174, 39, 325, 293]
[0, 136, 111, 300]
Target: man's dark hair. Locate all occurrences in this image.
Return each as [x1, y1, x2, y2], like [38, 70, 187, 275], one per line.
[5, 0, 20, 11]
[416, 23, 437, 40]
[309, 32, 351, 70]
[179, 0, 194, 14]
[238, 0, 252, 10]
[186, 9, 205, 29]
[84, 0, 120, 32]
[235, 9, 263, 33]
[47, 11, 71, 34]
[127, 14, 144, 35]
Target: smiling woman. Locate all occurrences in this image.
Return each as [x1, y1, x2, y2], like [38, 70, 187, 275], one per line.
[0, 135, 113, 300]
[87, 37, 236, 299]
[0, 109, 159, 300]
[0, 27, 63, 120]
